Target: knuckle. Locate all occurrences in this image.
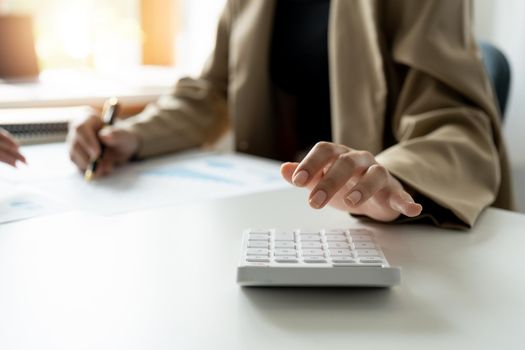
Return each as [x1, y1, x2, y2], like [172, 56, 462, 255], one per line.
[356, 150, 374, 161]
[314, 141, 334, 154]
[73, 123, 85, 134]
[338, 152, 357, 168]
[72, 142, 82, 153]
[369, 164, 388, 179]
[318, 176, 338, 193]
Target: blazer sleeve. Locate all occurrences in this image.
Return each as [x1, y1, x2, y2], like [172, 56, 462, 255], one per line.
[117, 2, 232, 158]
[374, 0, 513, 228]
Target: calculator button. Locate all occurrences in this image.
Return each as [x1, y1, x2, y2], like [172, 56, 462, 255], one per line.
[350, 235, 373, 242]
[303, 256, 327, 263]
[275, 256, 298, 263]
[246, 248, 269, 256]
[300, 241, 323, 249]
[298, 230, 321, 235]
[331, 257, 357, 263]
[275, 249, 297, 256]
[326, 242, 350, 249]
[329, 249, 352, 256]
[248, 234, 270, 241]
[250, 230, 271, 235]
[359, 257, 385, 264]
[354, 242, 376, 249]
[349, 229, 370, 235]
[325, 235, 347, 242]
[275, 233, 295, 241]
[248, 241, 270, 248]
[274, 241, 295, 248]
[356, 249, 380, 257]
[325, 229, 347, 235]
[246, 256, 270, 262]
[300, 234, 321, 242]
[302, 249, 324, 256]
[356, 262, 383, 267]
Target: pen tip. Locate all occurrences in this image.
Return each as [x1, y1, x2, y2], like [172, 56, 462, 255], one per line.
[84, 169, 94, 182]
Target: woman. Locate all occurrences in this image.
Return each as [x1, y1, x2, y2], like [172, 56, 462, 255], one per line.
[68, 0, 513, 228]
[0, 128, 25, 167]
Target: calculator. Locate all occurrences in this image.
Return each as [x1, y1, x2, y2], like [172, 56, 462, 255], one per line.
[237, 228, 400, 287]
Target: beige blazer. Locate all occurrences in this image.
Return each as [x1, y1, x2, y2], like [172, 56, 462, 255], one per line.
[119, 0, 514, 227]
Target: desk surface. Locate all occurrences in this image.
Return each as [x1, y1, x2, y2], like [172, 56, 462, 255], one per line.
[0, 188, 524, 349]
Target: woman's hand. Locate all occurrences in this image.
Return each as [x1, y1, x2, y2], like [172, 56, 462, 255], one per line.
[67, 114, 140, 177]
[0, 128, 26, 167]
[280, 142, 423, 222]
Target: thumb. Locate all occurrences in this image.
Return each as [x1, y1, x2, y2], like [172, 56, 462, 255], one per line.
[98, 127, 125, 147]
[388, 190, 423, 218]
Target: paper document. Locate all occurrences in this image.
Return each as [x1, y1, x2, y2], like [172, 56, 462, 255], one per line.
[0, 143, 288, 222]
[0, 182, 64, 224]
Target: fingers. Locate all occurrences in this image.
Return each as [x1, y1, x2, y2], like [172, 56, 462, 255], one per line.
[99, 127, 140, 162]
[282, 142, 423, 220]
[309, 151, 375, 209]
[343, 164, 422, 218]
[282, 161, 325, 191]
[291, 142, 349, 187]
[0, 149, 19, 167]
[0, 145, 26, 166]
[69, 142, 91, 171]
[280, 162, 298, 184]
[0, 129, 19, 148]
[98, 127, 119, 146]
[388, 190, 423, 217]
[67, 115, 103, 169]
[94, 147, 125, 177]
[0, 130, 26, 166]
[344, 164, 389, 207]
[76, 131, 100, 161]
[95, 157, 114, 177]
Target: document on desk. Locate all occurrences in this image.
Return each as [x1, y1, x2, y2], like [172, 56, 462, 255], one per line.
[0, 182, 65, 224]
[0, 143, 288, 221]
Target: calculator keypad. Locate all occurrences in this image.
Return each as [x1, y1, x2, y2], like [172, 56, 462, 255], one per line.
[243, 229, 387, 267]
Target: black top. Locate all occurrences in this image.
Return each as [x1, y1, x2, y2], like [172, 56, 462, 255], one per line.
[270, 0, 332, 160]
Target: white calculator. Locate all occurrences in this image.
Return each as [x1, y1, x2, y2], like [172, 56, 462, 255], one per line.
[237, 228, 400, 287]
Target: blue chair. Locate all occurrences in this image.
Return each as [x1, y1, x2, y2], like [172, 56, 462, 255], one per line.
[479, 41, 511, 120]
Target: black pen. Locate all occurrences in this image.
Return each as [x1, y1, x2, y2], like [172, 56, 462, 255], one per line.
[84, 97, 120, 181]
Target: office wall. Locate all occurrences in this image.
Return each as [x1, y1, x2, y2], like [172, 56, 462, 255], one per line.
[474, 0, 525, 212]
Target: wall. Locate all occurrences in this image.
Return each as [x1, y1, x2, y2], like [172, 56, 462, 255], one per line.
[474, 0, 525, 211]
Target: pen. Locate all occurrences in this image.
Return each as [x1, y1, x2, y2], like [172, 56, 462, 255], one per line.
[84, 97, 120, 181]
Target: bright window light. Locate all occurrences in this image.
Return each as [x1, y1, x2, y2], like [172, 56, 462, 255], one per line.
[9, 0, 142, 71]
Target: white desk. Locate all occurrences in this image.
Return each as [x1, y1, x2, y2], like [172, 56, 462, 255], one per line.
[0, 187, 524, 349]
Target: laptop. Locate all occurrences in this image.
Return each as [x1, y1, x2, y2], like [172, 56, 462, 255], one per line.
[0, 15, 40, 82]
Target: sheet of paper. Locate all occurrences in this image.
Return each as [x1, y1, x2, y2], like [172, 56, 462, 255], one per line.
[0, 182, 65, 224]
[0, 143, 289, 219]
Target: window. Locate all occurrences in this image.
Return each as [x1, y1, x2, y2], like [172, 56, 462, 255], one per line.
[8, 0, 142, 70]
[4, 0, 225, 74]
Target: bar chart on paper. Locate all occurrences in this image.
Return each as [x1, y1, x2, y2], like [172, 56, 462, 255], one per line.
[0, 143, 288, 223]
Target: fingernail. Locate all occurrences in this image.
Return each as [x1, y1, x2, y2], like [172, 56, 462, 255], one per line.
[347, 191, 362, 205]
[393, 202, 406, 214]
[292, 170, 309, 186]
[310, 190, 327, 209]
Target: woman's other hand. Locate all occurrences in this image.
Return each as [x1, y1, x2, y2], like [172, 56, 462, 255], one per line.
[0, 128, 26, 167]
